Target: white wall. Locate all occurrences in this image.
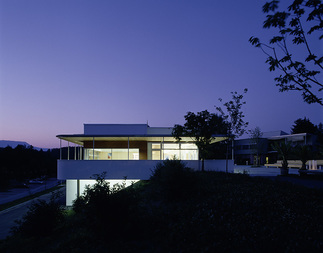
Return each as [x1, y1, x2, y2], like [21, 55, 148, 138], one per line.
[58, 159, 234, 180]
[84, 124, 148, 135]
[147, 127, 173, 135]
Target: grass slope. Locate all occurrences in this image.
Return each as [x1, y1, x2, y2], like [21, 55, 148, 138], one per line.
[1, 171, 323, 253]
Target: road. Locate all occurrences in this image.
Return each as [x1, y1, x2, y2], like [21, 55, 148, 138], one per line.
[0, 186, 65, 240]
[234, 165, 300, 177]
[0, 178, 61, 205]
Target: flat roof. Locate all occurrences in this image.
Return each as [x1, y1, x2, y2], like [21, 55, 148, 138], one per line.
[57, 123, 228, 145]
[56, 134, 228, 145]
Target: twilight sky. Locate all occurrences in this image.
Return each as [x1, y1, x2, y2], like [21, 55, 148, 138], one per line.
[0, 0, 322, 148]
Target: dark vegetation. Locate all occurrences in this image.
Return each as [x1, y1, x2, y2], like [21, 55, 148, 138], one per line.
[172, 110, 229, 171]
[11, 191, 65, 237]
[0, 145, 72, 191]
[250, 0, 323, 105]
[1, 160, 323, 252]
[291, 117, 323, 146]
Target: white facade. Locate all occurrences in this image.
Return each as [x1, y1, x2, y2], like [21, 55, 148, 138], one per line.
[57, 124, 231, 206]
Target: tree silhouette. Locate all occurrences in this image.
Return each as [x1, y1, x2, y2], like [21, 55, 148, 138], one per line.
[215, 89, 249, 167]
[250, 0, 323, 105]
[291, 117, 317, 134]
[250, 127, 264, 166]
[172, 110, 228, 172]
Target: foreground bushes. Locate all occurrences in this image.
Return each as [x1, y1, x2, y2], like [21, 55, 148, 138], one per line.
[1, 161, 323, 252]
[11, 191, 65, 237]
[72, 173, 141, 239]
[149, 159, 196, 201]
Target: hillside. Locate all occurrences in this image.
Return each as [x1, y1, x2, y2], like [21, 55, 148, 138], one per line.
[0, 140, 47, 151]
[1, 160, 323, 252]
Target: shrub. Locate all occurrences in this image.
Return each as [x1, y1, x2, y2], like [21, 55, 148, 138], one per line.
[73, 172, 113, 214]
[72, 173, 138, 238]
[12, 191, 65, 237]
[150, 159, 196, 201]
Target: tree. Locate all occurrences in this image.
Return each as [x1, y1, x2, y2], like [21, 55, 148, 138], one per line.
[12, 191, 64, 237]
[272, 141, 293, 175]
[291, 117, 317, 134]
[249, 0, 323, 105]
[172, 110, 228, 172]
[150, 160, 195, 201]
[250, 127, 264, 166]
[72, 173, 135, 237]
[296, 144, 312, 170]
[316, 122, 323, 146]
[215, 89, 249, 165]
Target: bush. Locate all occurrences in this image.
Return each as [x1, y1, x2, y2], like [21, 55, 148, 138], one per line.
[72, 173, 139, 238]
[73, 173, 113, 214]
[12, 191, 65, 237]
[150, 159, 196, 201]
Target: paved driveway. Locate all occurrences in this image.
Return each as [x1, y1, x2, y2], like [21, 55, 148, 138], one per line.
[0, 178, 60, 205]
[234, 165, 300, 177]
[0, 187, 65, 240]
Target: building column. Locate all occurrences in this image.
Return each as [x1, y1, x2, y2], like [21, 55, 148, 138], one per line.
[162, 137, 164, 160]
[128, 137, 130, 160]
[93, 137, 95, 160]
[77, 180, 80, 197]
[59, 139, 62, 160]
[80, 146, 83, 160]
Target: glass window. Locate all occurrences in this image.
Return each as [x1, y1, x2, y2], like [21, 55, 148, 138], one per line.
[129, 149, 139, 160]
[98, 149, 112, 160]
[163, 143, 179, 149]
[181, 143, 197, 149]
[112, 149, 128, 160]
[180, 150, 198, 160]
[163, 150, 180, 160]
[152, 150, 161, 160]
[148, 142, 199, 161]
[84, 148, 138, 160]
[152, 143, 161, 149]
[85, 149, 111, 160]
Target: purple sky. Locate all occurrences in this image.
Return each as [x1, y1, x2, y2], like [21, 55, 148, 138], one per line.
[0, 0, 322, 148]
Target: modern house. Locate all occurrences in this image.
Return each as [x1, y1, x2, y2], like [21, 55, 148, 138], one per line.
[234, 131, 318, 165]
[57, 124, 232, 206]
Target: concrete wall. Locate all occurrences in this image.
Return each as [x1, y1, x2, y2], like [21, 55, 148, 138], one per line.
[147, 127, 173, 135]
[58, 159, 234, 180]
[84, 124, 148, 135]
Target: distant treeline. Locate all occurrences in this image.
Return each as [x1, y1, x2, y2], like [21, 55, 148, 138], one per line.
[0, 145, 77, 190]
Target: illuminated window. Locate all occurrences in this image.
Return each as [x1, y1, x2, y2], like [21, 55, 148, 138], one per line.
[152, 150, 161, 160]
[150, 142, 198, 160]
[85, 148, 139, 160]
[152, 143, 161, 149]
[180, 149, 198, 160]
[163, 150, 180, 160]
[163, 143, 179, 149]
[181, 143, 197, 149]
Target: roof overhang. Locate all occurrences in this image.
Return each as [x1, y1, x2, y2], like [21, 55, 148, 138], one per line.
[268, 133, 308, 141]
[56, 134, 228, 146]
